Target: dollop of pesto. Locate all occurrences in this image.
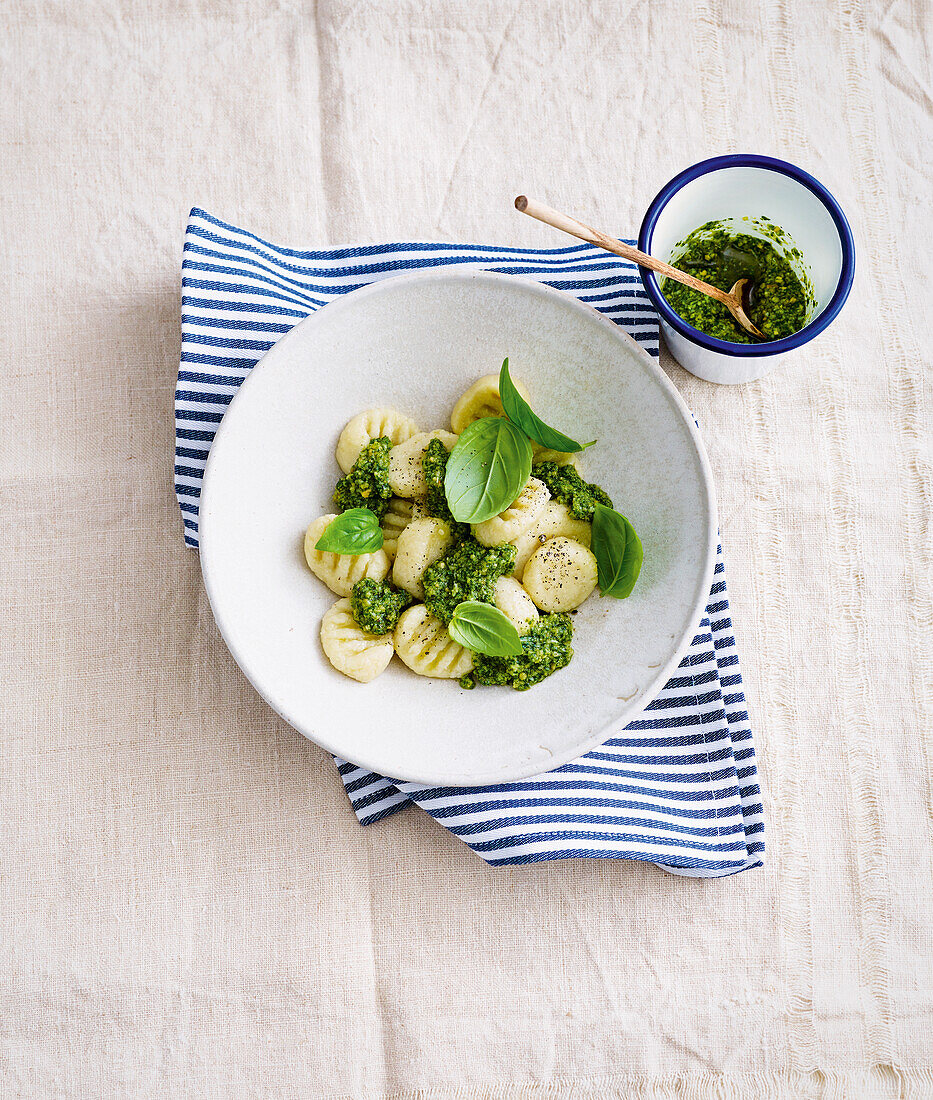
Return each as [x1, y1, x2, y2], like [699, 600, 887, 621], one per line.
[662, 221, 810, 343]
[333, 436, 392, 520]
[421, 438, 470, 540]
[532, 461, 612, 521]
[349, 578, 412, 635]
[422, 537, 516, 624]
[472, 613, 573, 690]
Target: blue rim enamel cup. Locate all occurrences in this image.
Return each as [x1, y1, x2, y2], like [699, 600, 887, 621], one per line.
[638, 154, 856, 384]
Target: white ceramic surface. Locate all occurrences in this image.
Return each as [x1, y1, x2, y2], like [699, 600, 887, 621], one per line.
[640, 158, 853, 384]
[199, 271, 716, 786]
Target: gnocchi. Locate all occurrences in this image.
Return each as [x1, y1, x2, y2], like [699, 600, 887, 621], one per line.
[509, 502, 593, 578]
[392, 518, 455, 599]
[532, 448, 580, 468]
[303, 514, 391, 596]
[300, 370, 639, 690]
[473, 476, 550, 546]
[320, 598, 395, 682]
[493, 576, 539, 635]
[336, 408, 421, 473]
[380, 497, 414, 560]
[388, 430, 458, 497]
[522, 537, 598, 612]
[394, 603, 474, 679]
[449, 372, 530, 434]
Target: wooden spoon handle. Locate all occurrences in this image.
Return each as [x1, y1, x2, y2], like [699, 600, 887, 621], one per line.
[514, 195, 733, 307]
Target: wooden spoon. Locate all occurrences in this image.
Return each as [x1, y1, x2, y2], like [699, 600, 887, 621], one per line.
[514, 195, 765, 340]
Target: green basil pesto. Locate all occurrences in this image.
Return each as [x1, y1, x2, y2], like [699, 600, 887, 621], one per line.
[470, 613, 574, 690]
[421, 438, 470, 540]
[349, 578, 412, 635]
[333, 436, 392, 520]
[421, 537, 516, 624]
[662, 220, 811, 343]
[532, 461, 612, 521]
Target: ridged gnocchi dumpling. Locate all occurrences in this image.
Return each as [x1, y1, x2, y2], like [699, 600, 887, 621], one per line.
[336, 408, 421, 473]
[493, 576, 539, 635]
[473, 476, 550, 547]
[388, 430, 458, 497]
[380, 497, 414, 560]
[392, 518, 455, 599]
[509, 502, 593, 578]
[320, 598, 395, 683]
[393, 604, 474, 679]
[303, 514, 391, 596]
[523, 537, 598, 612]
[450, 372, 530, 434]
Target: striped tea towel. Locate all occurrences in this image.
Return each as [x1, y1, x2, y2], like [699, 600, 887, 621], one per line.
[176, 208, 764, 877]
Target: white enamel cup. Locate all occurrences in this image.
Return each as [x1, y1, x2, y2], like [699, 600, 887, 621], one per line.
[638, 155, 855, 384]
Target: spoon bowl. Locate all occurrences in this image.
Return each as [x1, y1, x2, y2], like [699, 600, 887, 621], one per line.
[727, 278, 765, 340]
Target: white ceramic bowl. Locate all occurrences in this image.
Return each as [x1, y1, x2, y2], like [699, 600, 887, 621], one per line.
[638, 154, 855, 384]
[199, 270, 716, 786]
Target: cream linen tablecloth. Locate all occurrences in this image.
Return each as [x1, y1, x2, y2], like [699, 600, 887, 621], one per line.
[2, 1, 931, 1096]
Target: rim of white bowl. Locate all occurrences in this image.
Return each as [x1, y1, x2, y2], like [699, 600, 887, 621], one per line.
[638, 153, 856, 358]
[199, 269, 718, 785]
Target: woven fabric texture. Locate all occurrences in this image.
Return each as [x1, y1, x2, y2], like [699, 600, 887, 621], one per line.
[1, 1, 930, 1096]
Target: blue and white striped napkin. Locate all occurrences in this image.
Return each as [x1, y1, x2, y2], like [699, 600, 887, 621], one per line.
[176, 208, 764, 877]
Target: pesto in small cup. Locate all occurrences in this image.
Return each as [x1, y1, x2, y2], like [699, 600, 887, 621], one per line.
[662, 218, 814, 343]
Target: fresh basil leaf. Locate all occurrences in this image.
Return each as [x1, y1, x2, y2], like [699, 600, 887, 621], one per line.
[315, 508, 384, 554]
[444, 416, 533, 523]
[591, 503, 643, 598]
[499, 358, 594, 453]
[448, 601, 524, 657]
